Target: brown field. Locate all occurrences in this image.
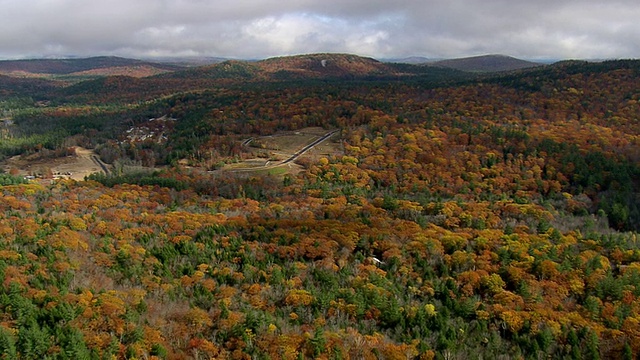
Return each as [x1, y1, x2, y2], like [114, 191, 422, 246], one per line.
[227, 127, 343, 174]
[2, 147, 108, 181]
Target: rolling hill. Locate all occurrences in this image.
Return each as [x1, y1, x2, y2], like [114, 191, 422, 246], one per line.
[162, 53, 402, 81]
[380, 56, 435, 64]
[1, 53, 536, 83]
[0, 56, 182, 78]
[257, 53, 397, 79]
[0, 74, 60, 97]
[430, 54, 543, 72]
[55, 53, 474, 103]
[161, 53, 476, 84]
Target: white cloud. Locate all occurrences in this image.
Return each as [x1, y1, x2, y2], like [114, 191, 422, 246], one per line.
[0, 0, 638, 59]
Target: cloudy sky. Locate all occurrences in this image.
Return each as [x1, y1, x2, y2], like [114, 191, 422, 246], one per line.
[1, 0, 638, 60]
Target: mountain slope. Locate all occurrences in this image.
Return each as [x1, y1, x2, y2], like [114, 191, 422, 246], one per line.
[0, 56, 182, 77]
[431, 54, 542, 72]
[163, 53, 407, 82]
[167, 60, 261, 80]
[257, 53, 396, 79]
[381, 56, 435, 64]
[0, 74, 60, 97]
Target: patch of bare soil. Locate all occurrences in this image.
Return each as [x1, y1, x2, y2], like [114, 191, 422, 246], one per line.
[226, 127, 343, 174]
[2, 147, 108, 181]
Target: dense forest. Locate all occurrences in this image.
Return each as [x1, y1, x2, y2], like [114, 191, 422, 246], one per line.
[0, 55, 639, 359]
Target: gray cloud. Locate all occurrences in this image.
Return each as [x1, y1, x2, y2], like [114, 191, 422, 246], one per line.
[0, 0, 638, 60]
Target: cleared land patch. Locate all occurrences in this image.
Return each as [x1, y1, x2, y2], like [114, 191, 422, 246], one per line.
[227, 127, 342, 174]
[2, 147, 109, 181]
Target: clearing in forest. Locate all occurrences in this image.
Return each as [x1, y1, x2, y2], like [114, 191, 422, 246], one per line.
[224, 127, 343, 174]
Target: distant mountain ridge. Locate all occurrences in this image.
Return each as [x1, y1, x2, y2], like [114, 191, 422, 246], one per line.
[430, 54, 542, 72]
[161, 53, 409, 82]
[380, 56, 436, 64]
[142, 56, 229, 67]
[257, 53, 396, 79]
[41, 53, 471, 103]
[0, 56, 182, 77]
[0, 54, 545, 80]
[0, 53, 550, 99]
[161, 53, 544, 80]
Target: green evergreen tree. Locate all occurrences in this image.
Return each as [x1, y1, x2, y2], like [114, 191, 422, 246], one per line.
[0, 328, 17, 359]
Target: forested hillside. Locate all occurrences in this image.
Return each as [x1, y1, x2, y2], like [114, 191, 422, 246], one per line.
[0, 57, 181, 77]
[429, 54, 542, 72]
[0, 55, 639, 359]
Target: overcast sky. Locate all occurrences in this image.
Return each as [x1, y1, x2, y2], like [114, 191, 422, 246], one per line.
[1, 0, 638, 60]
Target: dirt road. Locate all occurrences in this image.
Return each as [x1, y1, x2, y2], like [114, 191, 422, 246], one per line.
[69, 147, 110, 179]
